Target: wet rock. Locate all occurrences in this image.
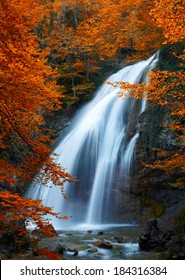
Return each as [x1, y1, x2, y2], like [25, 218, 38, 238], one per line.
[29, 236, 40, 249]
[138, 219, 185, 256]
[93, 240, 113, 249]
[114, 235, 125, 243]
[73, 251, 78, 257]
[113, 245, 122, 249]
[64, 248, 79, 257]
[138, 234, 151, 251]
[51, 244, 66, 255]
[68, 244, 88, 251]
[145, 219, 159, 233]
[88, 247, 98, 253]
[138, 220, 165, 251]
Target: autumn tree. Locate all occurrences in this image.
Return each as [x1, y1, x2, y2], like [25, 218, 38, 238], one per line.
[118, 0, 185, 176]
[151, 0, 185, 45]
[0, 0, 73, 236]
[41, 0, 104, 107]
[37, 0, 163, 108]
[73, 0, 164, 60]
[144, 0, 185, 174]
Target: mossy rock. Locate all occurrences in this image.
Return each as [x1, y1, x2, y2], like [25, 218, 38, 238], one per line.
[141, 197, 166, 218]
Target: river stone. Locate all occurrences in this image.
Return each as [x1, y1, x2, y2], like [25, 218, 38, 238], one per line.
[93, 240, 113, 249]
[139, 219, 166, 251]
[113, 245, 122, 249]
[51, 244, 66, 254]
[68, 244, 89, 251]
[114, 235, 125, 243]
[73, 251, 78, 257]
[88, 247, 98, 253]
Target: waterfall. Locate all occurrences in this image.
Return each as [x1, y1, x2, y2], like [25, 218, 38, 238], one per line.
[26, 52, 159, 230]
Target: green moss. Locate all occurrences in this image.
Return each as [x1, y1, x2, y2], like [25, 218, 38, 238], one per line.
[141, 197, 166, 218]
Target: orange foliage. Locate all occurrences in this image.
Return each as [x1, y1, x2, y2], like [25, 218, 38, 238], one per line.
[110, 0, 185, 174]
[0, 0, 73, 186]
[36, 0, 164, 106]
[71, 0, 163, 59]
[0, 0, 73, 235]
[151, 0, 185, 44]
[0, 191, 67, 236]
[39, 248, 61, 260]
[118, 67, 185, 173]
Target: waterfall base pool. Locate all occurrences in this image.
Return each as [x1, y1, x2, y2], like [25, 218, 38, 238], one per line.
[38, 224, 161, 260]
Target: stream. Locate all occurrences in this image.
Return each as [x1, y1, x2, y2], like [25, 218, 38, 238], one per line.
[38, 224, 160, 260]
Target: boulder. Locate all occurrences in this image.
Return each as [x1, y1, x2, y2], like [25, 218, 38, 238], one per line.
[88, 247, 98, 253]
[114, 235, 125, 243]
[51, 244, 66, 254]
[97, 231, 104, 235]
[73, 251, 78, 257]
[93, 240, 113, 249]
[138, 219, 165, 251]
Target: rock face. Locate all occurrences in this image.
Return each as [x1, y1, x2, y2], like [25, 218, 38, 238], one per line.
[126, 45, 185, 226]
[138, 219, 185, 260]
[51, 244, 66, 254]
[138, 219, 164, 251]
[114, 46, 185, 262]
[163, 235, 185, 260]
[88, 247, 98, 253]
[0, 231, 30, 258]
[131, 100, 185, 225]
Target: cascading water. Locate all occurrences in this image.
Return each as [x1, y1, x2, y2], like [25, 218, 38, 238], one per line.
[26, 53, 159, 230]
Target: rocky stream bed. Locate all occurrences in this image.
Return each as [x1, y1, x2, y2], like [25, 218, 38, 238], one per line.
[37, 225, 161, 260]
[1, 224, 160, 260]
[1, 220, 184, 260]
